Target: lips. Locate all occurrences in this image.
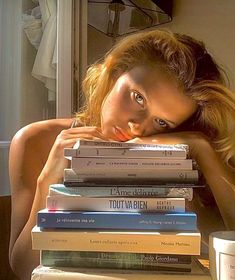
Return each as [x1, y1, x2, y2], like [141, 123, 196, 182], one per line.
[113, 126, 132, 142]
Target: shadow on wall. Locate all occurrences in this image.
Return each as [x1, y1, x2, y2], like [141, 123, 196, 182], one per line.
[0, 196, 19, 280]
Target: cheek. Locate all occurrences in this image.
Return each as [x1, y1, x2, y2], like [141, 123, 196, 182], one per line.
[101, 96, 116, 119]
[101, 95, 118, 131]
[103, 92, 127, 117]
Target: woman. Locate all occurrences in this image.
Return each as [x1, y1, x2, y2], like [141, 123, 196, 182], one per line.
[9, 29, 235, 280]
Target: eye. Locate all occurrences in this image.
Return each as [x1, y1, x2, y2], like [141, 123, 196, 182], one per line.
[155, 118, 169, 129]
[133, 91, 144, 106]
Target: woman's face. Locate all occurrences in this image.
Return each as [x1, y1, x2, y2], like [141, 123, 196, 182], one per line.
[101, 65, 197, 141]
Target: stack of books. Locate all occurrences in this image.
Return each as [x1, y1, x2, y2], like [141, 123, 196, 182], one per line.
[31, 140, 208, 279]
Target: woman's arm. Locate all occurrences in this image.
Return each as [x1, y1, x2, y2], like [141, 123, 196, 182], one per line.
[9, 119, 72, 280]
[9, 120, 109, 280]
[190, 135, 235, 230]
[128, 132, 235, 230]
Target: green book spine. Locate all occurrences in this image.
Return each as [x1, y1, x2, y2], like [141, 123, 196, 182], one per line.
[41, 251, 192, 271]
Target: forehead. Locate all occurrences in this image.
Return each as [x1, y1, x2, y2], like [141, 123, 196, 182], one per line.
[119, 65, 198, 126]
[122, 64, 177, 90]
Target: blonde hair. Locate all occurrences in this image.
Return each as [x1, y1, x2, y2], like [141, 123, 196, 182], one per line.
[76, 29, 235, 166]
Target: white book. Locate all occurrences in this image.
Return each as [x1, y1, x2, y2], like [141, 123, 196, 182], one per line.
[64, 146, 188, 159]
[46, 196, 185, 212]
[32, 226, 201, 255]
[64, 168, 199, 183]
[49, 184, 194, 201]
[73, 139, 189, 151]
[32, 259, 211, 280]
[71, 157, 193, 171]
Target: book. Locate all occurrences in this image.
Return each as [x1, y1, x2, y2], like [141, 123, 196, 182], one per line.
[64, 168, 199, 183]
[37, 209, 197, 230]
[72, 139, 189, 152]
[41, 250, 192, 271]
[71, 157, 193, 171]
[32, 226, 201, 255]
[61, 180, 201, 188]
[32, 259, 211, 280]
[46, 196, 185, 212]
[49, 184, 194, 201]
[64, 145, 188, 159]
[41, 250, 192, 265]
[40, 257, 191, 272]
[62, 178, 204, 187]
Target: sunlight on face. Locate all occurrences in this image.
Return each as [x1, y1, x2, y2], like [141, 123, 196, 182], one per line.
[101, 65, 198, 142]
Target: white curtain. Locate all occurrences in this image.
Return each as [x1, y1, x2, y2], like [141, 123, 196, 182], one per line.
[32, 0, 57, 102]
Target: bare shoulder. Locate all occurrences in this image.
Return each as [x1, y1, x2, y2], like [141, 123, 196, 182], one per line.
[10, 119, 73, 164]
[11, 118, 73, 148]
[11, 118, 73, 142]
[9, 117, 73, 193]
[9, 118, 74, 199]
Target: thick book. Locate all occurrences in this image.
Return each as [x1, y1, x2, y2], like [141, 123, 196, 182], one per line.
[37, 209, 197, 230]
[32, 260, 211, 280]
[46, 196, 185, 212]
[49, 184, 194, 201]
[32, 226, 201, 255]
[64, 145, 188, 159]
[41, 250, 192, 272]
[64, 168, 199, 183]
[71, 157, 193, 171]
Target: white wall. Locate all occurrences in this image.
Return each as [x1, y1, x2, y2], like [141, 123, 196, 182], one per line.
[20, 25, 48, 126]
[164, 0, 235, 90]
[88, 0, 235, 90]
[0, 0, 22, 140]
[87, 26, 113, 65]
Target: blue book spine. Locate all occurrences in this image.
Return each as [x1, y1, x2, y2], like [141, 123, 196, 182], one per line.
[37, 210, 197, 230]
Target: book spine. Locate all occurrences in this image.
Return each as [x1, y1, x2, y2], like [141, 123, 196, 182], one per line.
[64, 168, 199, 183]
[41, 250, 192, 271]
[75, 139, 189, 151]
[32, 226, 201, 255]
[62, 180, 202, 187]
[37, 210, 197, 230]
[49, 184, 193, 201]
[32, 261, 210, 280]
[71, 157, 193, 170]
[46, 196, 185, 212]
[64, 147, 187, 159]
[41, 250, 192, 265]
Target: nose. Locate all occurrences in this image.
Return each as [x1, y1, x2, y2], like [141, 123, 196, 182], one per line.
[128, 120, 146, 137]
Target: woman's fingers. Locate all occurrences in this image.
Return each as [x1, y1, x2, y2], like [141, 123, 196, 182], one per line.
[64, 126, 102, 135]
[40, 126, 109, 184]
[58, 126, 108, 141]
[68, 126, 101, 132]
[51, 126, 110, 155]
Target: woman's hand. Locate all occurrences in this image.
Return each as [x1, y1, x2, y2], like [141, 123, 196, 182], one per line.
[38, 126, 108, 184]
